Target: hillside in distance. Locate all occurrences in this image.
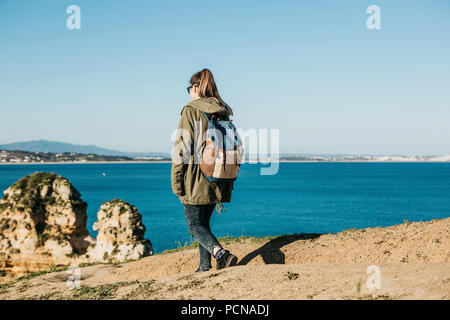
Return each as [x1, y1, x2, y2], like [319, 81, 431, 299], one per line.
[0, 140, 171, 159]
[2, 140, 450, 163]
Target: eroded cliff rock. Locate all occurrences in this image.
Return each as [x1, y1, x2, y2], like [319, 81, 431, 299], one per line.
[89, 199, 153, 263]
[0, 172, 153, 278]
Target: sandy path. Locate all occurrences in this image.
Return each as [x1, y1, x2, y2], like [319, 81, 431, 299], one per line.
[0, 218, 448, 300]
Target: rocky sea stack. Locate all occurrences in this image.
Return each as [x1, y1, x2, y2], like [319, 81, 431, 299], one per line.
[0, 172, 153, 279]
[91, 199, 153, 263]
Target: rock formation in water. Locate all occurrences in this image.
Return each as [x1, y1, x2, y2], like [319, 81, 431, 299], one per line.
[0, 172, 153, 278]
[89, 199, 153, 263]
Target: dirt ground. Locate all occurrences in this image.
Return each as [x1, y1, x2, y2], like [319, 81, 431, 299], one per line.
[0, 217, 449, 300]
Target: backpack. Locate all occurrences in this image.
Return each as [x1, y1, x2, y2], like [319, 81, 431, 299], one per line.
[199, 111, 243, 182]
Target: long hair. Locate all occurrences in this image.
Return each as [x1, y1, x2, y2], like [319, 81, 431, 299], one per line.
[189, 68, 233, 115]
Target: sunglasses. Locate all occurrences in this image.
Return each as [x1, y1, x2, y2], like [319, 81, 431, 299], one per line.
[186, 84, 196, 94]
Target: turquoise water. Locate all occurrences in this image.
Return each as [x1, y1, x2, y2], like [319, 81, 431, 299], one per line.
[1, 162, 449, 253]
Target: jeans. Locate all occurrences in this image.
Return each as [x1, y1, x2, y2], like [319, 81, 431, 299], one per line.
[184, 203, 222, 270]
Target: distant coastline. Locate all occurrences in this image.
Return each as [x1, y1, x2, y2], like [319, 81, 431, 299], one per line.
[2, 141, 450, 164]
[0, 160, 172, 165]
[1, 159, 450, 165]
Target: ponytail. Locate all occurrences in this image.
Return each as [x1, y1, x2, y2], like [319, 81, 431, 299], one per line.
[189, 68, 233, 115]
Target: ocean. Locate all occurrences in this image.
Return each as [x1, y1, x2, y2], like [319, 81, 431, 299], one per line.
[1, 162, 449, 253]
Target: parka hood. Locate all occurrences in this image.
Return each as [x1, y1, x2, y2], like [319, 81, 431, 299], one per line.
[184, 97, 233, 117]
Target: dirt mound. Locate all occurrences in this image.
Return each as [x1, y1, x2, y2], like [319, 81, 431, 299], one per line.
[0, 217, 448, 300]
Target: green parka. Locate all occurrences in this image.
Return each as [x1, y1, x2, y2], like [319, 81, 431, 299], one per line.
[171, 97, 235, 205]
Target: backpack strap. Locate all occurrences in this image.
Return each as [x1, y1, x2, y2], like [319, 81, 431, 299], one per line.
[200, 111, 220, 121]
[200, 111, 210, 121]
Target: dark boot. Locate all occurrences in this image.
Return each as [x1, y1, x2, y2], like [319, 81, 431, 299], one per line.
[215, 250, 238, 270]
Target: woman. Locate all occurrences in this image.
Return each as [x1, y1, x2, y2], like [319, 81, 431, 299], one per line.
[171, 68, 238, 272]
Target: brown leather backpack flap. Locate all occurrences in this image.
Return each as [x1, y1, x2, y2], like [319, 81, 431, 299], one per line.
[200, 137, 217, 177]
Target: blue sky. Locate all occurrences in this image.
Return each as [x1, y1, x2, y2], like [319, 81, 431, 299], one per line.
[0, 0, 449, 155]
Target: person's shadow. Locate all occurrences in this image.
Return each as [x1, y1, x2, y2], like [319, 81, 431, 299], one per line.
[237, 233, 321, 265]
